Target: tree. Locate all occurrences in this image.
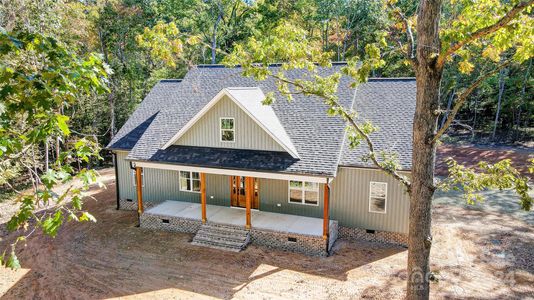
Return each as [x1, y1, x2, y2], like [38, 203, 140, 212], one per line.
[223, 0, 534, 298]
[0, 30, 110, 268]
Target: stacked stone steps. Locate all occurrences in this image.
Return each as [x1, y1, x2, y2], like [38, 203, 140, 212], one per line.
[191, 223, 250, 252]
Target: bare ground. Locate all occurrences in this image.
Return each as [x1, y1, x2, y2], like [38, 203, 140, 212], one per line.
[0, 168, 533, 299]
[436, 144, 534, 179]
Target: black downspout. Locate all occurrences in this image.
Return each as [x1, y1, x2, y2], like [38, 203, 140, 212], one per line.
[113, 152, 120, 210]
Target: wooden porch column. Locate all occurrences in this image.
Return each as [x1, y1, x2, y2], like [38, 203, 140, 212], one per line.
[135, 167, 144, 214]
[201, 173, 207, 223]
[323, 183, 330, 240]
[245, 177, 253, 229]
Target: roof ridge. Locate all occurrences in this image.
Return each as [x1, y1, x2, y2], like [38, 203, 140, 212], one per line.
[367, 77, 415, 81]
[158, 79, 183, 83]
[196, 62, 348, 68]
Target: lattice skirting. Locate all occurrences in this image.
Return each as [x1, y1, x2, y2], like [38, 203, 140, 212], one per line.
[338, 226, 408, 247]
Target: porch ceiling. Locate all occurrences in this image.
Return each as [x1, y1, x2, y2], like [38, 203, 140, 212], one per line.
[145, 200, 335, 237]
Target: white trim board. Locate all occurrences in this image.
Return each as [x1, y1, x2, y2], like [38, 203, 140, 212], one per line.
[134, 161, 331, 183]
[161, 87, 300, 159]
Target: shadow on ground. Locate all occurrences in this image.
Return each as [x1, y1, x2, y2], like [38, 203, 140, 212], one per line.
[0, 181, 407, 299]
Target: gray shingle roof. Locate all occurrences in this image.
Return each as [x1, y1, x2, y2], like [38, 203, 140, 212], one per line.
[107, 65, 415, 176]
[340, 78, 416, 170]
[151, 145, 301, 174]
[107, 79, 182, 150]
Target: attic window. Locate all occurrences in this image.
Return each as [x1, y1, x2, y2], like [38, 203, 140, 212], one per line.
[220, 117, 235, 142]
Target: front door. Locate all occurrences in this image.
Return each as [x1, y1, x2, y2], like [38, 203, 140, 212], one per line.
[230, 176, 259, 209]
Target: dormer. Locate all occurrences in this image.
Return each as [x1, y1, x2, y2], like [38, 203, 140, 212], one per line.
[162, 87, 300, 158]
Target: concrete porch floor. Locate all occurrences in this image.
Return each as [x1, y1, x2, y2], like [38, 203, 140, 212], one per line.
[145, 200, 335, 237]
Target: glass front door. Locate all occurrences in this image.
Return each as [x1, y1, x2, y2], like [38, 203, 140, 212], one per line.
[230, 176, 259, 209]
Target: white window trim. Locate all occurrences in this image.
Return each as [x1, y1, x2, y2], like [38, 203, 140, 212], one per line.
[219, 117, 235, 143]
[369, 181, 387, 214]
[179, 171, 201, 193]
[131, 170, 144, 187]
[287, 180, 320, 206]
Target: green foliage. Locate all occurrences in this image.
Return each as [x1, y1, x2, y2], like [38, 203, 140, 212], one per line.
[136, 21, 184, 68]
[0, 31, 108, 269]
[441, 0, 534, 67]
[442, 158, 532, 210]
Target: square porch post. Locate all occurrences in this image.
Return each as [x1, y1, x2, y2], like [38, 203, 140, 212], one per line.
[323, 183, 330, 240]
[201, 173, 207, 223]
[135, 166, 144, 214]
[245, 177, 253, 229]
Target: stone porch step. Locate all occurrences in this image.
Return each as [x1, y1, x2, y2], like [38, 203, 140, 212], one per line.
[191, 223, 250, 252]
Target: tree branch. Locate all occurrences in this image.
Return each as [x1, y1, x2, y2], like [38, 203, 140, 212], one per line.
[436, 0, 534, 68]
[433, 60, 513, 143]
[269, 73, 412, 191]
[391, 7, 416, 62]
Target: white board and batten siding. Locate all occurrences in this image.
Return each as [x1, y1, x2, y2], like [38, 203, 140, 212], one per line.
[330, 167, 410, 233]
[175, 95, 286, 152]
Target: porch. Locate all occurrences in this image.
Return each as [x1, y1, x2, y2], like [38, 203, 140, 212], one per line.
[140, 200, 339, 256]
[131, 160, 338, 255]
[145, 200, 336, 237]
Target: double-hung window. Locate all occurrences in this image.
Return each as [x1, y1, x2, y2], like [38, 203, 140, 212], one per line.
[179, 171, 201, 192]
[288, 180, 319, 206]
[220, 117, 235, 142]
[369, 181, 387, 213]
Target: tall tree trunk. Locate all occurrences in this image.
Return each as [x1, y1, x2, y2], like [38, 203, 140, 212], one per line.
[472, 97, 478, 141]
[440, 88, 455, 129]
[516, 59, 531, 138]
[211, 12, 222, 64]
[492, 68, 506, 140]
[55, 137, 60, 166]
[408, 0, 443, 298]
[109, 92, 116, 139]
[98, 28, 117, 140]
[44, 139, 49, 172]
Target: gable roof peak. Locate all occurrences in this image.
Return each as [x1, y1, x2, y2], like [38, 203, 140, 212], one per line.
[162, 87, 300, 159]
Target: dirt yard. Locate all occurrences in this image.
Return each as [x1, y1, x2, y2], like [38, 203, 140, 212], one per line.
[436, 144, 533, 179]
[1, 166, 533, 299]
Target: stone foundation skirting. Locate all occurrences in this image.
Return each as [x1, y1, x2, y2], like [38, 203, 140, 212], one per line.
[250, 220, 338, 257]
[118, 199, 161, 212]
[250, 229, 327, 256]
[140, 213, 202, 234]
[138, 210, 339, 256]
[338, 226, 408, 246]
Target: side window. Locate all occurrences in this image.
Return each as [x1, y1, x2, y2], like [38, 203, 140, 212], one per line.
[369, 181, 387, 213]
[132, 170, 144, 187]
[288, 180, 319, 206]
[180, 171, 201, 192]
[220, 117, 235, 142]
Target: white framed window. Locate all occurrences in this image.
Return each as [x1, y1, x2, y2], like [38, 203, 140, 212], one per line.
[288, 180, 319, 206]
[179, 171, 201, 193]
[369, 181, 387, 214]
[131, 170, 144, 187]
[220, 117, 235, 142]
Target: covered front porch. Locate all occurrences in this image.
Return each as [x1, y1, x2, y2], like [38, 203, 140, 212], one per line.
[130, 159, 338, 255]
[140, 200, 338, 256]
[145, 200, 336, 237]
